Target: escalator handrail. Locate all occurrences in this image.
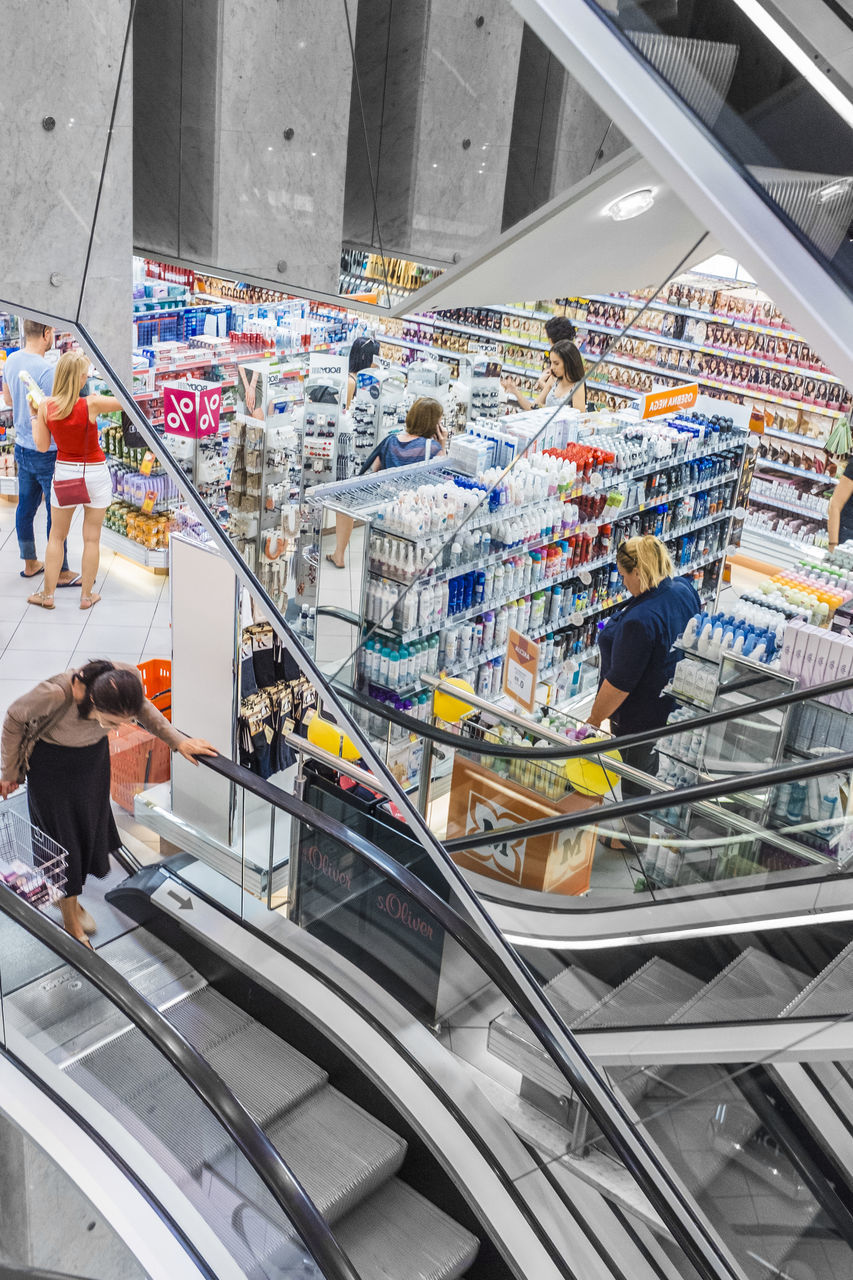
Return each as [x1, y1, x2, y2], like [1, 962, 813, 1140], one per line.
[193, 749, 743, 1280]
[445, 742, 853, 852]
[0, 884, 360, 1280]
[335, 670, 853, 763]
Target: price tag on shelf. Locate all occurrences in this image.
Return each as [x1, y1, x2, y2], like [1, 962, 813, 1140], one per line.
[570, 611, 585, 627]
[503, 628, 540, 714]
[141, 489, 157, 514]
[139, 451, 156, 476]
[579, 570, 592, 586]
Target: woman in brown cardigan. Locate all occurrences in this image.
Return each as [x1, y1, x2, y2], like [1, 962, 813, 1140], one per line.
[1, 660, 214, 944]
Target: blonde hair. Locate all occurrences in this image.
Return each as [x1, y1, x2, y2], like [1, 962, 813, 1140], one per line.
[617, 534, 674, 593]
[47, 351, 89, 421]
[405, 397, 444, 440]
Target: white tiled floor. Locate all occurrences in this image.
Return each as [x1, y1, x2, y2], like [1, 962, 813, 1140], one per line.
[0, 499, 170, 730]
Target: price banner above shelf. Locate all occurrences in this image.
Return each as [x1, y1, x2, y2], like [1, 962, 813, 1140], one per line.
[640, 382, 699, 419]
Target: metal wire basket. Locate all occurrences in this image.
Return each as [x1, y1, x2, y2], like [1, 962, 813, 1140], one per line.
[0, 806, 68, 907]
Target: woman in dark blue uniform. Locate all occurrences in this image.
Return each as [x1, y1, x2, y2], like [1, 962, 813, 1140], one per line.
[587, 534, 700, 793]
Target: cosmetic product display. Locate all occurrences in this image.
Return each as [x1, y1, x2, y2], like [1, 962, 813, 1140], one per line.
[368, 271, 851, 572]
[340, 404, 748, 709]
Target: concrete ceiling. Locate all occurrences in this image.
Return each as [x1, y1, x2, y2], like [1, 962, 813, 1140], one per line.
[391, 149, 715, 317]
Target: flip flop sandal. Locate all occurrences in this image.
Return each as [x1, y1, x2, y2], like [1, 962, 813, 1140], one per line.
[57, 575, 83, 588]
[27, 591, 55, 610]
[20, 566, 44, 579]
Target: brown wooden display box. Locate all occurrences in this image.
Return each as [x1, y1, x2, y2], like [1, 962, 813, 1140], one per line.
[446, 756, 600, 895]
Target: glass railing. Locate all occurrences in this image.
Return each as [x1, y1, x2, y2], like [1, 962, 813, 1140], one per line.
[133, 745, 788, 1280]
[0, 882, 358, 1280]
[580, 0, 853, 307]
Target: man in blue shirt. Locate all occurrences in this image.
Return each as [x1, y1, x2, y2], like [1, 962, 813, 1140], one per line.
[2, 321, 77, 582]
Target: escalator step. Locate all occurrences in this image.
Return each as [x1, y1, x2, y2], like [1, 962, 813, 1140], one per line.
[335, 1177, 479, 1280]
[66, 1027, 243, 1175]
[571, 957, 704, 1030]
[5, 927, 204, 1064]
[668, 948, 810, 1024]
[213, 1085, 407, 1226]
[486, 965, 614, 1098]
[543, 965, 613, 1025]
[779, 940, 853, 1018]
[164, 987, 327, 1121]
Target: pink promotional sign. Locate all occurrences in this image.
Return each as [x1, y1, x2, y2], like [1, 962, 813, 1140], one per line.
[163, 380, 221, 438]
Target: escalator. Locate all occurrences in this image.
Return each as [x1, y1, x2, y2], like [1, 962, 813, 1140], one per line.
[510, 0, 853, 385]
[5, 926, 478, 1280]
[3, 754, 758, 1280]
[299, 684, 853, 1280]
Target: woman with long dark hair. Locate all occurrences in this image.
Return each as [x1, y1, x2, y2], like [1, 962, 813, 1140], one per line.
[1, 661, 215, 943]
[502, 340, 587, 411]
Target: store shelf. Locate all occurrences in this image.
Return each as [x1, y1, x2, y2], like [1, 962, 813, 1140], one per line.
[583, 293, 798, 339]
[739, 525, 823, 569]
[754, 457, 837, 485]
[749, 491, 829, 519]
[761, 424, 830, 446]
[0, 475, 18, 496]
[101, 526, 170, 569]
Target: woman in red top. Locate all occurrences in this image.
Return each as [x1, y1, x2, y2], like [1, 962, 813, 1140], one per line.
[30, 351, 120, 611]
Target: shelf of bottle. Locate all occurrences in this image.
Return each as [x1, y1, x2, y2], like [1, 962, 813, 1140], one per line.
[664, 684, 714, 711]
[754, 457, 837, 485]
[749, 491, 829, 520]
[101, 526, 170, 568]
[379, 442, 741, 554]
[369, 512, 731, 646]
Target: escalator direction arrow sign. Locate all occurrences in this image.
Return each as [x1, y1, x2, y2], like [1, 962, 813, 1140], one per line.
[167, 887, 193, 911]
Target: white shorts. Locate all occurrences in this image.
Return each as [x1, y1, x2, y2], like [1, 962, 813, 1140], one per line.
[51, 460, 113, 509]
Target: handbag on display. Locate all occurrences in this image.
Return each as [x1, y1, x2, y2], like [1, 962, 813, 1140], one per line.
[52, 407, 93, 507]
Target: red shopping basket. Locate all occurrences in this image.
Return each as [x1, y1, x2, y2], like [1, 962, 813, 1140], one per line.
[137, 658, 171, 722]
[108, 659, 173, 812]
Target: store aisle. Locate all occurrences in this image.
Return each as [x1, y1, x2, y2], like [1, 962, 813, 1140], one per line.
[0, 500, 170, 727]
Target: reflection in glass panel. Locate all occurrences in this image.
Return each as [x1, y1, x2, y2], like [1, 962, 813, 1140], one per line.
[588, 0, 853, 300]
[0, 907, 326, 1279]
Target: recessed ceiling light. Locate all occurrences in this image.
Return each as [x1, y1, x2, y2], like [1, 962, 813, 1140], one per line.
[605, 188, 655, 221]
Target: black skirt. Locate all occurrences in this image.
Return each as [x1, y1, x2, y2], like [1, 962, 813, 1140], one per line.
[27, 738, 120, 898]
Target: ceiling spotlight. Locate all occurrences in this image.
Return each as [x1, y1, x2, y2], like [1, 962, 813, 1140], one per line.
[605, 188, 655, 221]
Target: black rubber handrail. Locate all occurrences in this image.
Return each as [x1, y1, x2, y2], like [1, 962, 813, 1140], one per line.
[0, 885, 359, 1280]
[193, 750, 741, 1280]
[445, 744, 853, 852]
[334, 671, 853, 762]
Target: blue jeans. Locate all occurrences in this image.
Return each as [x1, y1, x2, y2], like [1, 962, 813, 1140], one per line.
[14, 445, 69, 570]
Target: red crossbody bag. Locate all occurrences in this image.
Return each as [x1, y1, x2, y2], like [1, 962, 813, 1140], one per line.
[52, 406, 93, 507]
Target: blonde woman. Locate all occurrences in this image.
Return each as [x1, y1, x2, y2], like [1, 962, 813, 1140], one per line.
[587, 535, 700, 788]
[29, 351, 121, 611]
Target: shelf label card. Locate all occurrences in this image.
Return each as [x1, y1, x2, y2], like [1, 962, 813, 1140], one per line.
[640, 382, 699, 419]
[504, 628, 540, 713]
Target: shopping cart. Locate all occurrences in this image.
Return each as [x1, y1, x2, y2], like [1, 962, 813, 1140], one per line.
[0, 805, 68, 908]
